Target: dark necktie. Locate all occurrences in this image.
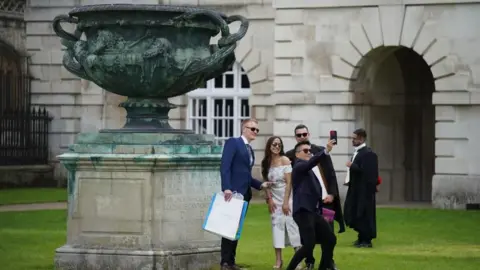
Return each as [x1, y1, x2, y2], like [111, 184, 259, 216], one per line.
[246, 144, 253, 166]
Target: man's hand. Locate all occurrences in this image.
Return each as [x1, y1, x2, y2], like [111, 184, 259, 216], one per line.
[261, 181, 274, 189]
[282, 202, 291, 216]
[224, 189, 233, 201]
[323, 194, 334, 204]
[346, 161, 352, 168]
[326, 139, 336, 153]
[267, 199, 276, 214]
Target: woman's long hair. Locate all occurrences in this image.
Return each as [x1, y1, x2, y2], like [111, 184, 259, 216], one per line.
[261, 136, 285, 181]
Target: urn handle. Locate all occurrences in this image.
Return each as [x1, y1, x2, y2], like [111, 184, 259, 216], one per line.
[172, 11, 249, 78]
[52, 15, 91, 80]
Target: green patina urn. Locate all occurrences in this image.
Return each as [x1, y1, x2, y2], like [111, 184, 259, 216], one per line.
[53, 4, 249, 133]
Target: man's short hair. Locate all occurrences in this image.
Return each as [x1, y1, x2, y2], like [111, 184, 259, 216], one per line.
[241, 118, 258, 128]
[294, 140, 311, 152]
[294, 124, 309, 134]
[353, 128, 367, 139]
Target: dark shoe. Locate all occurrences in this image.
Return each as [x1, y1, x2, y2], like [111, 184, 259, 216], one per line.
[352, 240, 360, 246]
[305, 263, 315, 270]
[354, 241, 373, 248]
[230, 264, 243, 270]
[221, 263, 232, 270]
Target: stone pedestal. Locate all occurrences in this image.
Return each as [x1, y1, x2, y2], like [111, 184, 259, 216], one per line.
[432, 174, 480, 209]
[55, 133, 223, 270]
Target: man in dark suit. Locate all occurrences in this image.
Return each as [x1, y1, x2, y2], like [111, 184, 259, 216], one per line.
[286, 125, 345, 269]
[344, 128, 378, 248]
[220, 118, 272, 270]
[286, 140, 337, 270]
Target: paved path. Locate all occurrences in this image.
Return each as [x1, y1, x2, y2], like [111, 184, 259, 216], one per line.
[0, 202, 67, 212]
[0, 201, 431, 212]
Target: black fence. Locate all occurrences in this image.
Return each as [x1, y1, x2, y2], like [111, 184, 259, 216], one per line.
[0, 108, 52, 165]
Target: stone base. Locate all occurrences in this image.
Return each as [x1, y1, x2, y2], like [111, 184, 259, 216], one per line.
[55, 246, 220, 270]
[432, 174, 480, 209]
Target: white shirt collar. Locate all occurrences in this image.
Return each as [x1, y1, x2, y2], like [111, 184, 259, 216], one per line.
[354, 143, 366, 152]
[241, 135, 249, 145]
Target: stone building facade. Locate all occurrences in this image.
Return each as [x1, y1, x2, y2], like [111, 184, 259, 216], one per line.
[17, 0, 480, 208]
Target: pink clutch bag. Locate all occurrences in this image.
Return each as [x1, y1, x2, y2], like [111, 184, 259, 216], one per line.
[322, 208, 335, 223]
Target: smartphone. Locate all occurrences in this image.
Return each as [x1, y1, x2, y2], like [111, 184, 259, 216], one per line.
[330, 130, 338, 145]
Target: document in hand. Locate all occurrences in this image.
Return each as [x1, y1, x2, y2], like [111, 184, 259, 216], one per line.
[202, 192, 248, 241]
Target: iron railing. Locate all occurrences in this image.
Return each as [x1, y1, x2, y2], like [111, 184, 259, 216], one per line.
[0, 108, 52, 165]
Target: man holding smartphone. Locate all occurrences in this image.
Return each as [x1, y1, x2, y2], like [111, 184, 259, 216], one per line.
[285, 125, 345, 270]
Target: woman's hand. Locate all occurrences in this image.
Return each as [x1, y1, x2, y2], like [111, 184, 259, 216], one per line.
[282, 202, 291, 216]
[267, 198, 276, 214]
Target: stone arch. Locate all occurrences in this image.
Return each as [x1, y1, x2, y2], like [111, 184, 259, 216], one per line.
[329, 5, 463, 91]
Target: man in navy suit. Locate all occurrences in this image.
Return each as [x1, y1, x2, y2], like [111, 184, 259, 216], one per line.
[220, 118, 272, 270]
[286, 140, 338, 270]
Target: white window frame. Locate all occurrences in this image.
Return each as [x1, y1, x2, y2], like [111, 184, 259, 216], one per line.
[187, 62, 251, 145]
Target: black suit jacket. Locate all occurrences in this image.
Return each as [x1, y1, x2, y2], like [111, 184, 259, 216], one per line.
[287, 144, 346, 233]
[291, 151, 327, 215]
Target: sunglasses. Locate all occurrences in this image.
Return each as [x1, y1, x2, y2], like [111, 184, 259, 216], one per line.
[246, 126, 259, 133]
[271, 143, 282, 148]
[295, 133, 308, 138]
[299, 148, 310, 154]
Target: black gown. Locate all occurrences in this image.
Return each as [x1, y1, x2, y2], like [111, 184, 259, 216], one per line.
[343, 147, 378, 241]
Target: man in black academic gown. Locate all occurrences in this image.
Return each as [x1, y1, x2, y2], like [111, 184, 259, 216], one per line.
[286, 125, 345, 269]
[343, 128, 378, 248]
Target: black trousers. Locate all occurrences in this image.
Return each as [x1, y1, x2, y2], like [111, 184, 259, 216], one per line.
[304, 220, 334, 265]
[355, 216, 373, 243]
[286, 210, 336, 270]
[220, 190, 251, 266]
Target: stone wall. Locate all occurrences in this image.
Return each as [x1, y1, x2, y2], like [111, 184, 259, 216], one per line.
[272, 0, 480, 208]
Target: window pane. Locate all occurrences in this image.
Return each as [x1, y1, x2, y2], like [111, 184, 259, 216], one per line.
[192, 98, 207, 117]
[240, 99, 250, 117]
[241, 74, 250, 88]
[225, 74, 234, 88]
[214, 76, 223, 88]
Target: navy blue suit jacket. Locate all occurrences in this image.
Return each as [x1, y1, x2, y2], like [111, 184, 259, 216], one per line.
[291, 151, 329, 215]
[220, 137, 263, 197]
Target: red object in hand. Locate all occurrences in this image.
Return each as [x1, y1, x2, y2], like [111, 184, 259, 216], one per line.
[376, 176, 382, 192]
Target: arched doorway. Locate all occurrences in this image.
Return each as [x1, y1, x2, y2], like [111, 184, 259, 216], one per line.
[351, 46, 435, 203]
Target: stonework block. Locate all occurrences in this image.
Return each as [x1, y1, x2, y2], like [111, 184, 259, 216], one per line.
[274, 105, 291, 120]
[333, 42, 362, 67]
[432, 174, 480, 209]
[274, 120, 302, 136]
[272, 92, 316, 105]
[359, 7, 383, 49]
[435, 122, 467, 139]
[252, 80, 273, 95]
[250, 94, 274, 106]
[331, 105, 355, 120]
[275, 25, 293, 42]
[249, 65, 268, 84]
[50, 119, 81, 133]
[289, 105, 332, 122]
[274, 59, 292, 75]
[435, 157, 468, 175]
[30, 0, 76, 7]
[470, 93, 480, 105]
[330, 55, 355, 79]
[379, 5, 404, 46]
[31, 94, 76, 105]
[435, 106, 456, 121]
[423, 38, 451, 66]
[315, 92, 356, 105]
[432, 92, 470, 105]
[275, 42, 306, 58]
[25, 7, 73, 21]
[318, 76, 350, 92]
[349, 23, 371, 56]
[435, 139, 455, 157]
[434, 73, 469, 91]
[275, 9, 304, 25]
[400, 6, 424, 48]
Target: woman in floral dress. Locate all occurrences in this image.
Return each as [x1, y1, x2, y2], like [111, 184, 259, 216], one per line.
[261, 136, 302, 269]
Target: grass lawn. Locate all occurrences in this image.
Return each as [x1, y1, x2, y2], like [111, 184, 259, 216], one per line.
[0, 188, 67, 206]
[0, 205, 479, 270]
